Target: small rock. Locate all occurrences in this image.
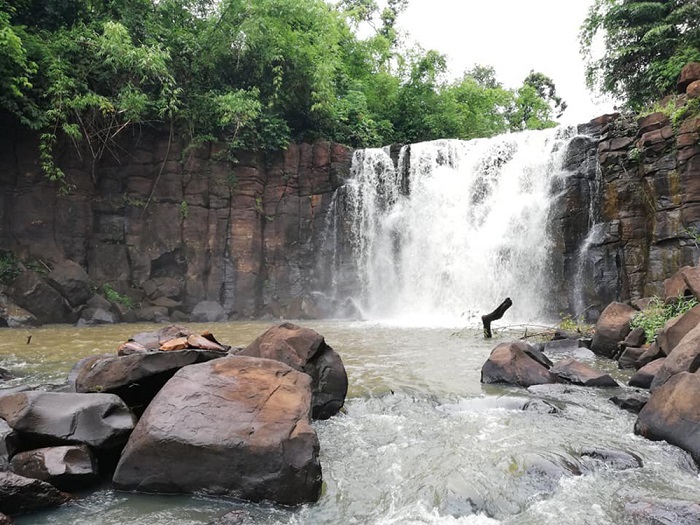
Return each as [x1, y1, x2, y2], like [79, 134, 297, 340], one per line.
[629, 358, 666, 389]
[208, 510, 248, 525]
[618, 347, 646, 370]
[10, 445, 98, 491]
[550, 358, 619, 387]
[610, 392, 649, 413]
[480, 342, 556, 388]
[580, 447, 643, 470]
[0, 471, 70, 515]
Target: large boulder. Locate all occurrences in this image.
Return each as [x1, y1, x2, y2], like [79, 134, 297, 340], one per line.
[0, 471, 70, 515]
[590, 302, 636, 358]
[240, 323, 348, 420]
[650, 324, 700, 391]
[9, 271, 73, 324]
[550, 358, 618, 387]
[47, 260, 94, 308]
[480, 342, 556, 388]
[72, 349, 227, 414]
[629, 358, 666, 389]
[191, 301, 227, 323]
[657, 304, 700, 356]
[113, 356, 322, 505]
[0, 391, 135, 452]
[9, 445, 98, 491]
[0, 294, 39, 328]
[635, 372, 700, 463]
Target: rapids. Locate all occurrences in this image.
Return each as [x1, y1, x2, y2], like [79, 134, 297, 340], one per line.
[1, 322, 699, 525]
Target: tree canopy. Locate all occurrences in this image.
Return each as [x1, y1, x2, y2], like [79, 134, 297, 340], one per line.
[581, 0, 700, 109]
[0, 0, 566, 187]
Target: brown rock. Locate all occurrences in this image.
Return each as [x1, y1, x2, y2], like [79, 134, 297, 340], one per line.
[9, 445, 98, 491]
[657, 304, 700, 355]
[635, 371, 700, 464]
[629, 358, 666, 389]
[241, 323, 348, 420]
[651, 324, 700, 391]
[186, 334, 226, 352]
[678, 62, 700, 93]
[618, 347, 646, 369]
[0, 391, 135, 451]
[0, 471, 70, 515]
[73, 349, 226, 412]
[636, 342, 664, 369]
[480, 342, 556, 388]
[591, 302, 637, 358]
[550, 358, 618, 387]
[112, 356, 322, 505]
[159, 337, 189, 351]
[637, 112, 670, 135]
[663, 266, 694, 302]
[687, 80, 700, 99]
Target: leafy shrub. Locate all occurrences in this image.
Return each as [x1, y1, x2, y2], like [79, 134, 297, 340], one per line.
[631, 295, 699, 342]
[558, 313, 594, 337]
[0, 251, 21, 285]
[100, 284, 136, 310]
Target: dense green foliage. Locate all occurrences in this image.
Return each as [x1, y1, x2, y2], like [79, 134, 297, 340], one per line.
[1, 0, 565, 187]
[630, 295, 699, 342]
[581, 0, 700, 109]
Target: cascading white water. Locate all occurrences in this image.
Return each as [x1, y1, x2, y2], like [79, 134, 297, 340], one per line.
[340, 128, 577, 326]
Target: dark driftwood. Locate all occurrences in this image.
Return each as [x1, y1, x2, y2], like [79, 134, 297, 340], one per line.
[482, 298, 513, 338]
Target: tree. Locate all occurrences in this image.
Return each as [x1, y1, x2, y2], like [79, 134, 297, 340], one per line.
[581, 0, 700, 109]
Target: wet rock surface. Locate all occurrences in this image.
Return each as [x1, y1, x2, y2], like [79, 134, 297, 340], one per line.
[113, 356, 322, 505]
[9, 445, 98, 491]
[481, 342, 556, 388]
[0, 471, 70, 515]
[550, 358, 618, 387]
[240, 322, 348, 419]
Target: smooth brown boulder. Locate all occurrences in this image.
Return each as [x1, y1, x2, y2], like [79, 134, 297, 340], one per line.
[657, 304, 700, 356]
[651, 324, 700, 391]
[72, 349, 227, 414]
[0, 471, 70, 515]
[240, 323, 348, 420]
[550, 358, 618, 387]
[0, 391, 135, 451]
[591, 302, 636, 358]
[629, 358, 666, 389]
[113, 356, 322, 505]
[481, 342, 556, 388]
[678, 62, 700, 93]
[635, 372, 700, 464]
[9, 445, 98, 491]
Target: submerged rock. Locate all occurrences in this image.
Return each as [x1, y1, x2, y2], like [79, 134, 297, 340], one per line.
[579, 447, 643, 470]
[240, 322, 348, 420]
[626, 498, 700, 525]
[610, 392, 649, 413]
[113, 356, 322, 505]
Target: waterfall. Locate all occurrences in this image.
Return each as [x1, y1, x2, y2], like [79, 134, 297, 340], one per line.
[329, 128, 581, 326]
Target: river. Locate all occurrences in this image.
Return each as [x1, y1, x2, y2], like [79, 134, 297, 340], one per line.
[1, 321, 698, 525]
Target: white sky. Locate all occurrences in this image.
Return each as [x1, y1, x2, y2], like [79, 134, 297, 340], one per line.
[396, 0, 616, 124]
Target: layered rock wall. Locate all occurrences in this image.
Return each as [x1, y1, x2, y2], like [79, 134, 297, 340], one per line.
[0, 126, 351, 319]
[555, 109, 700, 318]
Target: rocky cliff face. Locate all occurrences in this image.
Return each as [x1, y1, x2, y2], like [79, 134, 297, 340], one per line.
[0, 126, 351, 321]
[555, 108, 700, 320]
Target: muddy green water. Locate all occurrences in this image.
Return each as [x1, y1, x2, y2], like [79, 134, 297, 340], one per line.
[1, 321, 698, 525]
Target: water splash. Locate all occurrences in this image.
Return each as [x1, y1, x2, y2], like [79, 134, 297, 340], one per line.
[335, 128, 578, 326]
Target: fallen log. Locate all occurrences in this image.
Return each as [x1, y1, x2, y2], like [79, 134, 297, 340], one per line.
[482, 298, 513, 338]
